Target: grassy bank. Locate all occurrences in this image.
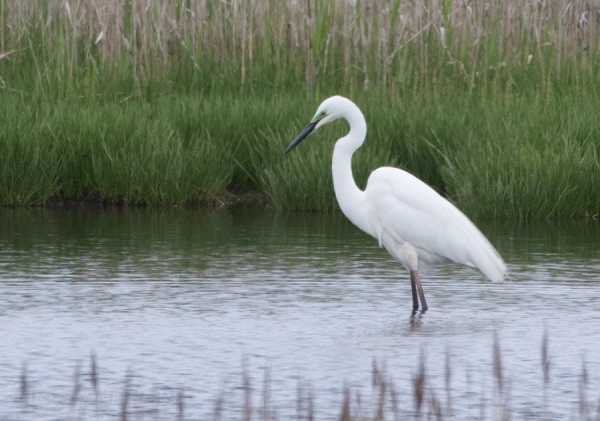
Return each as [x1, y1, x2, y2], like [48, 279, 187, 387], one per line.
[0, 0, 599, 219]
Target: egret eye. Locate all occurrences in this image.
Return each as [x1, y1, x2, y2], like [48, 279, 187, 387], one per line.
[310, 111, 327, 124]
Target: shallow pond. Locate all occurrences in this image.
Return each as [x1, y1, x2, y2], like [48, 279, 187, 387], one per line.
[0, 209, 599, 420]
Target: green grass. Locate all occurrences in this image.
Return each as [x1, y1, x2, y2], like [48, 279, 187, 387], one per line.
[1, 87, 599, 220]
[0, 96, 234, 206]
[0, 0, 599, 220]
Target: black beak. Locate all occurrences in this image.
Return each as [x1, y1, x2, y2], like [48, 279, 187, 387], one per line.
[285, 120, 318, 154]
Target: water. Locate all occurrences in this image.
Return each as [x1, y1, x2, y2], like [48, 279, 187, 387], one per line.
[0, 209, 599, 420]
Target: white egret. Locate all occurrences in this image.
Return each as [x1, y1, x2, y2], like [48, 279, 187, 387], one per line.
[286, 96, 506, 314]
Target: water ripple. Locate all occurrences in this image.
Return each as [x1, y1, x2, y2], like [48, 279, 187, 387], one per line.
[0, 209, 598, 419]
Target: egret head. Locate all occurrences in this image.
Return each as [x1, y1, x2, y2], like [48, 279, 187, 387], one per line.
[285, 96, 348, 153]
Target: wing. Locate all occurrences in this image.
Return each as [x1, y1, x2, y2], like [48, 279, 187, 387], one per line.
[365, 167, 506, 281]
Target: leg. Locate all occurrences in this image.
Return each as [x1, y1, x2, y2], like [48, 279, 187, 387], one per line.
[386, 241, 428, 314]
[409, 270, 419, 314]
[414, 271, 428, 313]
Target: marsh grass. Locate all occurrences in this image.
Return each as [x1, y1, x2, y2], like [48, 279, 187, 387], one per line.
[9, 332, 600, 420]
[3, 0, 600, 93]
[1, 0, 600, 218]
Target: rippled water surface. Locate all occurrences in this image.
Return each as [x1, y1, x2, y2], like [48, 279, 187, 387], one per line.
[0, 209, 599, 420]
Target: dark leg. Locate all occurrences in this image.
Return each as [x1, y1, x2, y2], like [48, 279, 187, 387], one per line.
[409, 270, 419, 314]
[414, 271, 428, 313]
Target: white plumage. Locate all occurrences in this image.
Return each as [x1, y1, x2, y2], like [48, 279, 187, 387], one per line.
[287, 95, 506, 313]
[365, 167, 506, 281]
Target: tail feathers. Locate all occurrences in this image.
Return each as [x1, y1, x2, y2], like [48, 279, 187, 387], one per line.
[471, 240, 507, 282]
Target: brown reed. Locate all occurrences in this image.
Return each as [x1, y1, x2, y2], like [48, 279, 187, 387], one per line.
[70, 361, 81, 405]
[176, 388, 185, 421]
[339, 386, 351, 421]
[90, 352, 98, 397]
[7, 332, 600, 420]
[493, 331, 503, 393]
[413, 348, 426, 416]
[120, 371, 131, 421]
[1, 0, 599, 90]
[19, 362, 28, 404]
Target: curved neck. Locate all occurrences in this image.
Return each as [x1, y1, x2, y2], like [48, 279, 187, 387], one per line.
[332, 104, 370, 234]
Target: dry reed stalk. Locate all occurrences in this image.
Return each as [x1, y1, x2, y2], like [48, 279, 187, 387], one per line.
[388, 380, 400, 421]
[339, 386, 351, 421]
[372, 358, 383, 388]
[8, 333, 600, 420]
[3, 0, 599, 89]
[375, 383, 386, 421]
[579, 357, 589, 419]
[0, 49, 16, 60]
[444, 348, 452, 417]
[243, 362, 252, 421]
[413, 349, 426, 417]
[305, 0, 315, 89]
[370, 358, 392, 420]
[296, 381, 303, 420]
[307, 388, 315, 421]
[541, 329, 550, 385]
[19, 363, 28, 404]
[240, 1, 247, 86]
[70, 361, 81, 406]
[262, 367, 271, 421]
[0, 0, 4, 51]
[541, 329, 550, 421]
[493, 331, 503, 393]
[213, 389, 224, 421]
[353, 390, 363, 419]
[89, 352, 98, 398]
[429, 389, 443, 421]
[176, 387, 185, 421]
[120, 372, 131, 421]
